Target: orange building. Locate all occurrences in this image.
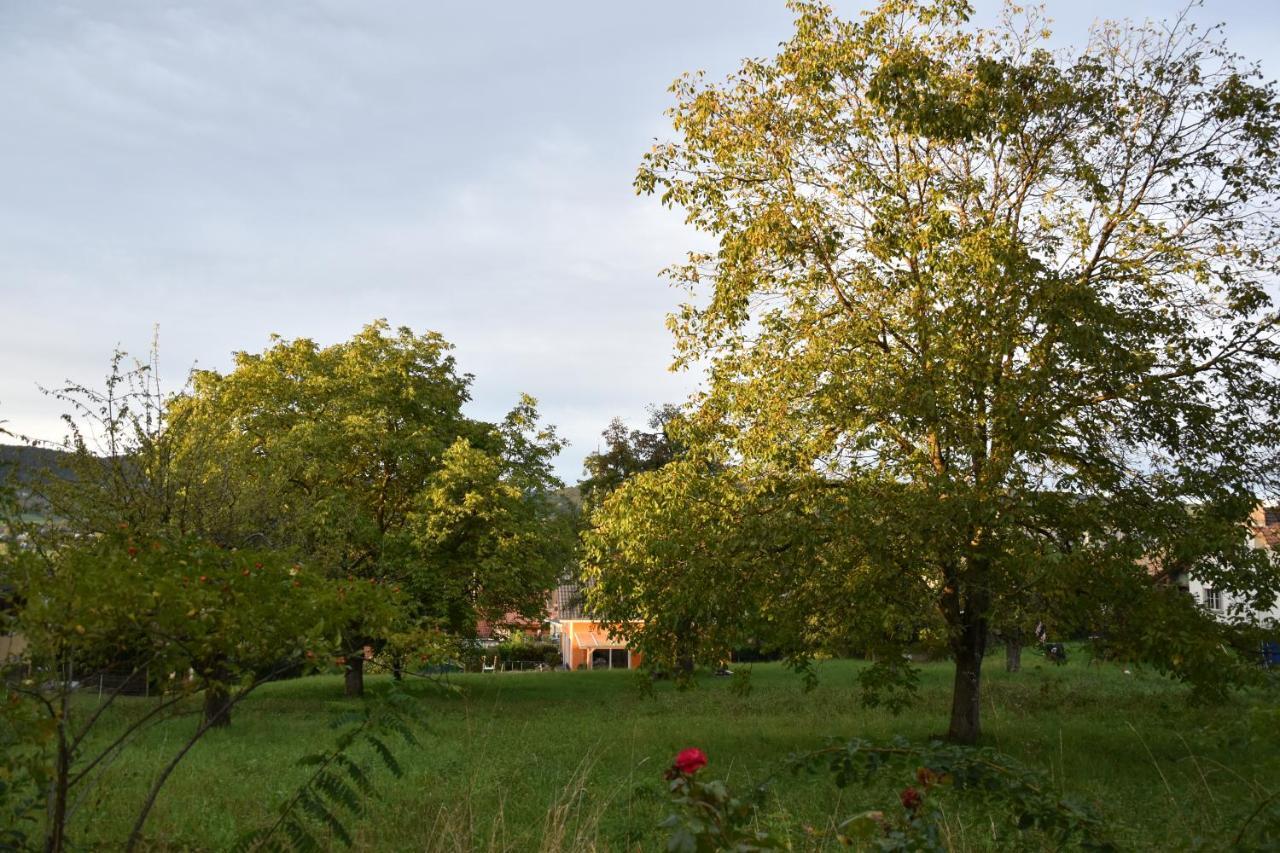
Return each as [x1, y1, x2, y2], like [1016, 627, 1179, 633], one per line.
[548, 582, 642, 670]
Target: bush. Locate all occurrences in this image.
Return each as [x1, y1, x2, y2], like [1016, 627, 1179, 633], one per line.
[660, 739, 1116, 851]
[496, 639, 558, 665]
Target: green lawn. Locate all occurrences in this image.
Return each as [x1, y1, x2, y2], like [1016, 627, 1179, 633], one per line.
[68, 652, 1279, 851]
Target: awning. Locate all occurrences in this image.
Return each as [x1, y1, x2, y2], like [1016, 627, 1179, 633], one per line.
[576, 631, 626, 650]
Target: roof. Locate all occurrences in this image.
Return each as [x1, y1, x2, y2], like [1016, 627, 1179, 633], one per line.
[475, 613, 544, 639]
[1253, 505, 1280, 550]
[549, 581, 589, 621]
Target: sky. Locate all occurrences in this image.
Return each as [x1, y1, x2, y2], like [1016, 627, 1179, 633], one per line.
[2, 1, 1277, 482]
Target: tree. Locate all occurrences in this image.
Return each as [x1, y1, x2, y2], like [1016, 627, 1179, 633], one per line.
[0, 343, 409, 850]
[601, 0, 1280, 742]
[21, 344, 339, 731]
[183, 322, 568, 695]
[1, 521, 399, 851]
[579, 404, 717, 672]
[579, 404, 684, 510]
[404, 404, 573, 636]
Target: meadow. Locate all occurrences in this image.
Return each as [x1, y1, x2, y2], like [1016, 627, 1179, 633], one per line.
[70, 651, 1279, 851]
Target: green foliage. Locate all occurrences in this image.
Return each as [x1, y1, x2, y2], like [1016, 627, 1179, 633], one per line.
[373, 623, 461, 676]
[792, 737, 1115, 850]
[0, 687, 55, 850]
[1, 342, 398, 850]
[492, 638, 559, 665]
[659, 733, 1119, 852]
[405, 435, 571, 635]
[182, 322, 571, 646]
[584, 463, 937, 694]
[14, 531, 391, 684]
[580, 403, 684, 511]
[0, 523, 401, 849]
[661, 772, 780, 853]
[603, 0, 1280, 741]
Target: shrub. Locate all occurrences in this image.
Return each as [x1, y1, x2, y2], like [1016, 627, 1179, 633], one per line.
[660, 739, 1117, 851]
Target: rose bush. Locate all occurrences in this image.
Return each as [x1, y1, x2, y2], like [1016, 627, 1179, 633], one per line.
[660, 738, 1117, 852]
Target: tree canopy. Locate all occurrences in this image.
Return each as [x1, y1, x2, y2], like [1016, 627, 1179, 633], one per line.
[177, 321, 572, 692]
[579, 403, 684, 509]
[588, 0, 1280, 742]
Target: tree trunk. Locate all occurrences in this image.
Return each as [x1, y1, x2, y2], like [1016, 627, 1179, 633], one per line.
[675, 618, 695, 676]
[202, 683, 232, 728]
[46, 703, 70, 853]
[1005, 637, 1022, 673]
[677, 650, 695, 676]
[202, 659, 232, 728]
[946, 614, 988, 744]
[344, 654, 364, 698]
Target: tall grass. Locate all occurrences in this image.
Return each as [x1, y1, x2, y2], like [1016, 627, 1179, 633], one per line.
[61, 651, 1280, 850]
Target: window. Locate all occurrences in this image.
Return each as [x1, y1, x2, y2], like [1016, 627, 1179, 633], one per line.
[1204, 588, 1222, 611]
[589, 648, 630, 670]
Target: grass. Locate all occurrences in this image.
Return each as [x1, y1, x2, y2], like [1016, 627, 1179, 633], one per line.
[65, 649, 1280, 851]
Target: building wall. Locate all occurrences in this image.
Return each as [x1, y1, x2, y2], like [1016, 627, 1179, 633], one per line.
[1187, 515, 1280, 625]
[1187, 577, 1280, 625]
[558, 621, 642, 670]
[0, 633, 27, 661]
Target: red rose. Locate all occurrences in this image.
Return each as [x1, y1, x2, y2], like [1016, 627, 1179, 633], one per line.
[674, 748, 708, 776]
[899, 787, 923, 811]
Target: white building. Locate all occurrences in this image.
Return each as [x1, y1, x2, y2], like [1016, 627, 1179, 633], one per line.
[1182, 505, 1280, 625]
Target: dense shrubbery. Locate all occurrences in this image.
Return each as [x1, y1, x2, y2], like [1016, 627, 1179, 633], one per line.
[456, 638, 560, 670]
[496, 639, 560, 666]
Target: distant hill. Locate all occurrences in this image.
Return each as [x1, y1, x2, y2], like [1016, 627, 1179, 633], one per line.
[554, 485, 581, 509]
[0, 444, 77, 487]
[0, 445, 78, 521]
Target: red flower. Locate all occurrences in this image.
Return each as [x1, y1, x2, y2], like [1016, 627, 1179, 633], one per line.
[673, 748, 708, 776]
[899, 787, 923, 811]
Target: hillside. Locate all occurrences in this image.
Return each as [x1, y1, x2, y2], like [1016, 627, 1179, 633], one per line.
[0, 444, 76, 486]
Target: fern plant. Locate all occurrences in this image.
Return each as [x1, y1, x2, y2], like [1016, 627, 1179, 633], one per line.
[234, 689, 420, 852]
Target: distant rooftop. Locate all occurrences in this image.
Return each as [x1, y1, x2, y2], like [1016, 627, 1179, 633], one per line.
[549, 581, 588, 621]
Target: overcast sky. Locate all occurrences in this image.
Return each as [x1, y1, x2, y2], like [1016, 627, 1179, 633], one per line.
[2, 1, 1277, 481]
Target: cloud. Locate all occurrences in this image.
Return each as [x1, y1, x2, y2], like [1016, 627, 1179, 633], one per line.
[1, 0, 1276, 478]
